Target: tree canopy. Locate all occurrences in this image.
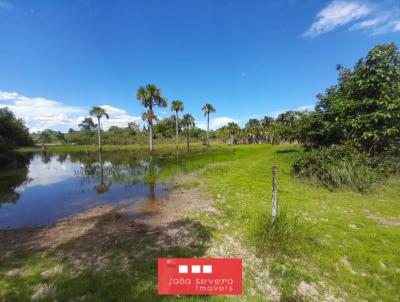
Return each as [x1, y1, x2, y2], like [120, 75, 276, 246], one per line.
[0, 107, 33, 167]
[299, 43, 400, 154]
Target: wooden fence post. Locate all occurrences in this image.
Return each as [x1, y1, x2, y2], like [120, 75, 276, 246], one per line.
[272, 165, 278, 224]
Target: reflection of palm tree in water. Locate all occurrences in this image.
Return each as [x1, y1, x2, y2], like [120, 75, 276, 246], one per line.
[141, 182, 158, 215]
[94, 151, 112, 194]
[148, 182, 156, 201]
[147, 155, 156, 201]
[41, 151, 51, 164]
[140, 156, 159, 215]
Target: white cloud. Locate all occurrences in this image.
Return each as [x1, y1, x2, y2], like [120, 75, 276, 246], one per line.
[296, 105, 315, 111]
[350, 16, 386, 30]
[98, 105, 141, 129]
[268, 104, 314, 118]
[357, 17, 400, 35]
[304, 1, 371, 38]
[394, 20, 400, 31]
[0, 90, 141, 132]
[197, 117, 237, 130]
[304, 1, 400, 37]
[18, 155, 77, 190]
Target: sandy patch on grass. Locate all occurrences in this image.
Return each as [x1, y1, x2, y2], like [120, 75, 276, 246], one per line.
[130, 178, 215, 227]
[5, 268, 26, 278]
[365, 211, 400, 227]
[340, 256, 368, 277]
[296, 281, 319, 300]
[0, 206, 136, 252]
[208, 234, 281, 301]
[31, 283, 56, 301]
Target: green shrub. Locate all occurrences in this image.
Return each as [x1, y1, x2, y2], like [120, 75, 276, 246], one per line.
[251, 210, 316, 256]
[373, 147, 400, 177]
[293, 145, 380, 191]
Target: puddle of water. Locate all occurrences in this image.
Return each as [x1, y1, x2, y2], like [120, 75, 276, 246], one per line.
[0, 152, 169, 229]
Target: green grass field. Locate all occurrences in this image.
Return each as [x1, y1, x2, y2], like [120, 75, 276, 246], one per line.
[201, 145, 400, 301]
[1, 144, 399, 301]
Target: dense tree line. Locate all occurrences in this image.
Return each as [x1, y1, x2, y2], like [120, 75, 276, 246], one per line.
[298, 43, 400, 154]
[31, 111, 305, 148]
[293, 43, 400, 191]
[31, 116, 207, 146]
[0, 108, 33, 167]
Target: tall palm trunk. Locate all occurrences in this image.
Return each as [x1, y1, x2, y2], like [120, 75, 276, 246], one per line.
[229, 134, 234, 145]
[148, 107, 154, 154]
[186, 127, 190, 152]
[97, 117, 102, 151]
[206, 113, 210, 146]
[175, 111, 179, 155]
[149, 118, 153, 154]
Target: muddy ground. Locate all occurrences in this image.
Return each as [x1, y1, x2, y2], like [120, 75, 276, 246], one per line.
[0, 171, 342, 302]
[0, 173, 214, 254]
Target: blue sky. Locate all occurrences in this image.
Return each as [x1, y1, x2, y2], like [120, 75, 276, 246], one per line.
[0, 0, 399, 132]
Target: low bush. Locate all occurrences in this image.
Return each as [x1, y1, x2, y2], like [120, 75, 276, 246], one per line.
[373, 147, 400, 177]
[293, 145, 382, 191]
[251, 210, 317, 256]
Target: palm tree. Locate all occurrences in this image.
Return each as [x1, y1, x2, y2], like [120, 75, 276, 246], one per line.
[202, 103, 216, 146]
[90, 106, 109, 151]
[181, 113, 195, 152]
[171, 100, 184, 154]
[276, 111, 297, 127]
[260, 116, 275, 143]
[245, 119, 262, 144]
[136, 84, 168, 154]
[226, 122, 240, 145]
[141, 111, 159, 132]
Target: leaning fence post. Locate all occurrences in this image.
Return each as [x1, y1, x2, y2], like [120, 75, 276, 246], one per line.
[272, 165, 278, 224]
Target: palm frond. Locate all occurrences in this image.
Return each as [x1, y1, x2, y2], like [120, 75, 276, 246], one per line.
[171, 100, 184, 112]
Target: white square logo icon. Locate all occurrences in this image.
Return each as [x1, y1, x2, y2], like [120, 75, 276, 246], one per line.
[191, 265, 201, 273]
[203, 265, 212, 274]
[178, 265, 188, 274]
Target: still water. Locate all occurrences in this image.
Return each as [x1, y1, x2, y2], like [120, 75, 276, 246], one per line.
[0, 152, 170, 229]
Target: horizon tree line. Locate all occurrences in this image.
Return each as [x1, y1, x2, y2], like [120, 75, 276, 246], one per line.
[84, 83, 217, 154]
[29, 42, 400, 154]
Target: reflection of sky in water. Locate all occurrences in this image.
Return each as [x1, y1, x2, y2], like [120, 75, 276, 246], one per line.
[17, 156, 79, 191]
[0, 153, 168, 229]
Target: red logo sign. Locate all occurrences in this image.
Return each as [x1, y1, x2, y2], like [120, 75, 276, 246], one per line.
[158, 258, 242, 295]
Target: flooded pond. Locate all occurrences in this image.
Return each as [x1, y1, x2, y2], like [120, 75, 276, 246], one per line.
[0, 152, 172, 229]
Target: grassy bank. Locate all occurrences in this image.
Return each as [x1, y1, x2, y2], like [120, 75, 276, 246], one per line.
[201, 145, 400, 301]
[1, 144, 399, 301]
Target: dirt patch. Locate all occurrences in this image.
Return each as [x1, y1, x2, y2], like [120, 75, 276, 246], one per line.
[0, 206, 138, 252]
[0, 170, 215, 256]
[31, 283, 56, 301]
[296, 281, 319, 301]
[365, 211, 400, 227]
[129, 183, 215, 228]
[340, 256, 357, 275]
[207, 234, 281, 301]
[340, 256, 367, 277]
